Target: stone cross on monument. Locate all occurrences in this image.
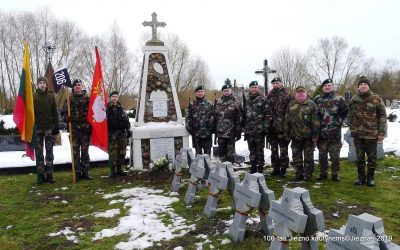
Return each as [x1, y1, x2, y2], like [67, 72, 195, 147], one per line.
[142, 12, 166, 46]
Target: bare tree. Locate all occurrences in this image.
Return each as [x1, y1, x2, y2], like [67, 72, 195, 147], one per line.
[271, 47, 310, 90]
[306, 36, 365, 90]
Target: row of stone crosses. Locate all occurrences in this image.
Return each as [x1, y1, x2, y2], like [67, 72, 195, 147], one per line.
[171, 148, 399, 249]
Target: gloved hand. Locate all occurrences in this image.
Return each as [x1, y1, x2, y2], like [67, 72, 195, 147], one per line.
[52, 125, 60, 135]
[65, 116, 73, 123]
[235, 133, 241, 141]
[126, 130, 132, 138]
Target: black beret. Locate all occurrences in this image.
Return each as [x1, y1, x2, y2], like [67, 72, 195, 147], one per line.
[109, 91, 119, 97]
[221, 83, 232, 91]
[37, 76, 48, 84]
[322, 78, 333, 87]
[271, 77, 282, 83]
[195, 85, 204, 92]
[358, 76, 370, 86]
[295, 86, 306, 92]
[72, 79, 82, 87]
[249, 81, 258, 87]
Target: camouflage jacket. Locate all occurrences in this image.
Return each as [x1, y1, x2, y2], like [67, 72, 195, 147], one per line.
[62, 92, 91, 130]
[33, 89, 58, 130]
[243, 92, 270, 135]
[348, 90, 387, 139]
[284, 98, 320, 140]
[186, 97, 214, 138]
[107, 102, 130, 131]
[267, 86, 291, 134]
[314, 91, 348, 139]
[213, 95, 242, 138]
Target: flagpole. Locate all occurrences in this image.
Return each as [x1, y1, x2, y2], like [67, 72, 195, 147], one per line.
[66, 90, 76, 183]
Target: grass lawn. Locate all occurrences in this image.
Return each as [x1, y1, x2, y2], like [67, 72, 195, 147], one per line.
[0, 156, 399, 249]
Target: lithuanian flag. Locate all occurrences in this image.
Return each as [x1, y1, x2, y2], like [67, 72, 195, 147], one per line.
[13, 42, 37, 160]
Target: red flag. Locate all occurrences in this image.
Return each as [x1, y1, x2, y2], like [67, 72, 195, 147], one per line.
[13, 42, 37, 160]
[87, 47, 108, 152]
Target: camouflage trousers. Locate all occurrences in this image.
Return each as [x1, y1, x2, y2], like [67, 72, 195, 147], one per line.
[268, 133, 289, 170]
[291, 139, 315, 178]
[192, 136, 212, 156]
[317, 138, 342, 176]
[109, 130, 128, 168]
[246, 135, 265, 167]
[36, 129, 55, 174]
[354, 138, 377, 169]
[218, 137, 236, 163]
[71, 128, 91, 173]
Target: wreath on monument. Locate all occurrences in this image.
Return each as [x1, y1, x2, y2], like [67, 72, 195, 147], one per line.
[151, 154, 172, 171]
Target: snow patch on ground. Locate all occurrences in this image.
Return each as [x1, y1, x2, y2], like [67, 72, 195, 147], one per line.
[93, 187, 195, 250]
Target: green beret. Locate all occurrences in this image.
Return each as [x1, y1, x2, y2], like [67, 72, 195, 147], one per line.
[72, 79, 82, 87]
[271, 77, 282, 83]
[249, 81, 258, 87]
[295, 86, 306, 92]
[358, 76, 370, 86]
[37, 76, 48, 84]
[221, 83, 232, 91]
[109, 91, 119, 97]
[195, 85, 204, 92]
[322, 78, 333, 87]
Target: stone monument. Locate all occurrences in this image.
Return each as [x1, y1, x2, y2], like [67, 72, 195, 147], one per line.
[228, 173, 275, 242]
[130, 12, 189, 170]
[171, 148, 194, 192]
[326, 213, 399, 249]
[268, 187, 324, 250]
[203, 162, 240, 217]
[184, 154, 214, 205]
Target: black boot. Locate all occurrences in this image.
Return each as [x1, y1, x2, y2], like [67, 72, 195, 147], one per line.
[257, 165, 264, 174]
[37, 173, 46, 185]
[81, 171, 93, 180]
[354, 166, 366, 185]
[270, 166, 280, 176]
[279, 167, 287, 177]
[116, 166, 127, 176]
[250, 164, 257, 174]
[316, 174, 328, 180]
[332, 174, 341, 182]
[366, 168, 375, 187]
[46, 174, 55, 184]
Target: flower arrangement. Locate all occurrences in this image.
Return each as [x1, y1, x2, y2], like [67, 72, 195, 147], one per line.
[151, 154, 172, 171]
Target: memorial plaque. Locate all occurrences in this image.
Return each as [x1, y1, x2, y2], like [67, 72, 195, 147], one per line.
[150, 137, 175, 161]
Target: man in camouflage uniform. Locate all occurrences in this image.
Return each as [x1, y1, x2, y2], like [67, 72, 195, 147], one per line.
[349, 76, 387, 187]
[243, 81, 270, 173]
[213, 82, 242, 163]
[107, 91, 131, 177]
[33, 76, 59, 184]
[267, 77, 291, 177]
[314, 79, 348, 181]
[284, 86, 320, 181]
[186, 85, 214, 155]
[62, 79, 93, 181]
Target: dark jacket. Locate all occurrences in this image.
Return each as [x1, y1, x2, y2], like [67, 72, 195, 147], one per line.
[33, 89, 58, 130]
[186, 97, 214, 138]
[243, 92, 270, 136]
[213, 94, 242, 138]
[106, 101, 130, 131]
[314, 91, 348, 139]
[348, 90, 387, 139]
[62, 91, 91, 130]
[267, 86, 291, 135]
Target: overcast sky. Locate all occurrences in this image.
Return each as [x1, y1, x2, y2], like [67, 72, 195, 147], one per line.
[2, 0, 400, 88]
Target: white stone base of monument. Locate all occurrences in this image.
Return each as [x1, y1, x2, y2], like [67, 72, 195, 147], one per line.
[130, 123, 189, 170]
